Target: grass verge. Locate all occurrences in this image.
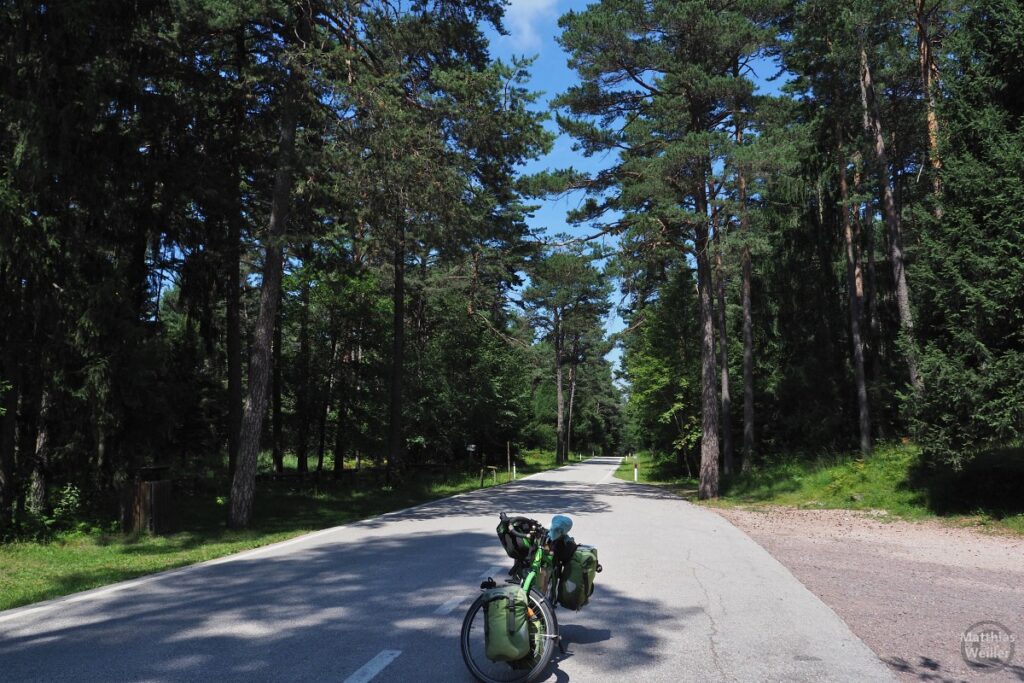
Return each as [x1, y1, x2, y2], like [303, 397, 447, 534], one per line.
[0, 449, 563, 611]
[615, 445, 1024, 535]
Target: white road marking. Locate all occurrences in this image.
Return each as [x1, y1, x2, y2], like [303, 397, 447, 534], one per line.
[342, 650, 402, 683]
[434, 596, 466, 615]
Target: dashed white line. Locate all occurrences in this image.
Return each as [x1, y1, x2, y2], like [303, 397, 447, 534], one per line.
[596, 459, 623, 485]
[434, 596, 466, 615]
[342, 650, 402, 683]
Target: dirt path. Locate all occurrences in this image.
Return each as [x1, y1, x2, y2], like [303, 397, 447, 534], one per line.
[714, 507, 1024, 683]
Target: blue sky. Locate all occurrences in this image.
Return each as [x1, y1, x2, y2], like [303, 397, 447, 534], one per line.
[483, 0, 630, 373]
[485, 0, 616, 242]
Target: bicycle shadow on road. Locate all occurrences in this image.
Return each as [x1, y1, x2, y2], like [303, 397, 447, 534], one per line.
[558, 625, 611, 646]
[540, 583, 706, 682]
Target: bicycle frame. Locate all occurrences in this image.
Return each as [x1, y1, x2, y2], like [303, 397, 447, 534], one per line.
[519, 541, 557, 599]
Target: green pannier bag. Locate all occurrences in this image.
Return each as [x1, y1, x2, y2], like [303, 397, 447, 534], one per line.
[483, 585, 530, 662]
[558, 545, 598, 610]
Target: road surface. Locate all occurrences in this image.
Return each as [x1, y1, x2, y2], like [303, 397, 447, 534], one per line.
[0, 457, 895, 682]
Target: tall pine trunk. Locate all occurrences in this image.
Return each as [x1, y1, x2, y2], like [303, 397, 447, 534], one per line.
[17, 301, 44, 522]
[0, 327, 20, 530]
[226, 211, 243, 480]
[226, 27, 246, 482]
[317, 327, 339, 473]
[732, 69, 754, 472]
[857, 157, 887, 441]
[228, 33, 303, 527]
[554, 314, 565, 466]
[314, 375, 326, 473]
[334, 343, 354, 480]
[333, 401, 346, 479]
[295, 243, 312, 474]
[566, 335, 578, 460]
[696, 175, 720, 499]
[272, 299, 284, 474]
[29, 390, 50, 513]
[714, 243, 734, 475]
[859, 45, 923, 395]
[387, 227, 405, 480]
[838, 148, 872, 456]
[741, 246, 754, 472]
[915, 0, 943, 216]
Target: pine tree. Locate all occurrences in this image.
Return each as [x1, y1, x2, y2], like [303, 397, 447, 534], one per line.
[522, 247, 611, 465]
[554, 0, 776, 496]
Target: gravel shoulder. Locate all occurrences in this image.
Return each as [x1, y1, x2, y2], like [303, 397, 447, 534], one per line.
[714, 507, 1024, 683]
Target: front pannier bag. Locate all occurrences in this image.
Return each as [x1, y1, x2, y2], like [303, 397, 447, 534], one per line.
[483, 585, 530, 661]
[558, 545, 598, 610]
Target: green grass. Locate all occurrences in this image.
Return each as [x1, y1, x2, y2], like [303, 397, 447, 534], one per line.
[717, 444, 930, 517]
[615, 450, 699, 493]
[615, 445, 1024, 535]
[0, 449, 563, 611]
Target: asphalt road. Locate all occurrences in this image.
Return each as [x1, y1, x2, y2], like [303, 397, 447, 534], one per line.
[0, 457, 895, 682]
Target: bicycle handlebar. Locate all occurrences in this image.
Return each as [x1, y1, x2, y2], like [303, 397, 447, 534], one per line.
[500, 512, 545, 539]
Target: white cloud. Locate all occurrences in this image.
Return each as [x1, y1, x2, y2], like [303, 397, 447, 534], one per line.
[500, 0, 559, 52]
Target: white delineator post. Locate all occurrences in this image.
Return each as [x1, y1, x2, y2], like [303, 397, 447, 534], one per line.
[634, 454, 638, 482]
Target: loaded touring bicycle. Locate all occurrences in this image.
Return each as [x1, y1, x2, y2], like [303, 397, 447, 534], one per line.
[460, 513, 601, 683]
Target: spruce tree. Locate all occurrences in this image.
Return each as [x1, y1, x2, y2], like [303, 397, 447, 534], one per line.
[912, 0, 1024, 468]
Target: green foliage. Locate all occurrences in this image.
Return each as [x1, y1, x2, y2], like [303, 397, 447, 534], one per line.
[621, 266, 702, 463]
[2, 0, 1019, 550]
[911, 0, 1024, 468]
[0, 0, 616, 539]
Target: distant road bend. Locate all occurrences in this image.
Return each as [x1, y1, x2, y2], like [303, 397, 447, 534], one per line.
[0, 457, 895, 682]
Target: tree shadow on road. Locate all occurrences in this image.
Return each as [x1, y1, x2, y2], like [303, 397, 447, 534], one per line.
[883, 654, 1024, 683]
[355, 459, 627, 528]
[0, 523, 698, 682]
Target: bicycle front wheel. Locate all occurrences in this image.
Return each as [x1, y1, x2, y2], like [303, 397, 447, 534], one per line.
[460, 588, 557, 683]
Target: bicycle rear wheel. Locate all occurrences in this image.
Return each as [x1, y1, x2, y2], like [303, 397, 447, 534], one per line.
[460, 588, 557, 683]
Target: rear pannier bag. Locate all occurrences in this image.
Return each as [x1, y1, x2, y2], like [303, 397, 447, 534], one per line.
[558, 545, 598, 610]
[483, 585, 530, 662]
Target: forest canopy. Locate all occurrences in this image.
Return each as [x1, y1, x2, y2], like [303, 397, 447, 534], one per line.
[1, 0, 1022, 534]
